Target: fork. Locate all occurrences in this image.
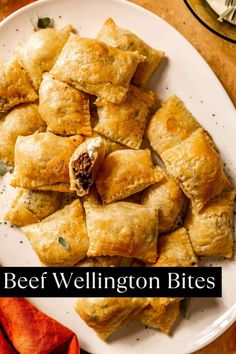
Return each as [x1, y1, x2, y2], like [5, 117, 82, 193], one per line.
[225, 0, 236, 7]
[219, 0, 236, 22]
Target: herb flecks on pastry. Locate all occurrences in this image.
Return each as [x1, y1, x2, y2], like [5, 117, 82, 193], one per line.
[161, 128, 230, 212]
[96, 149, 163, 204]
[39, 73, 92, 136]
[185, 189, 235, 258]
[0, 104, 46, 165]
[11, 132, 83, 192]
[94, 85, 156, 149]
[4, 188, 62, 227]
[50, 34, 145, 104]
[75, 297, 148, 340]
[0, 59, 38, 113]
[142, 168, 186, 234]
[22, 199, 89, 266]
[17, 25, 73, 90]
[84, 192, 159, 263]
[97, 18, 164, 87]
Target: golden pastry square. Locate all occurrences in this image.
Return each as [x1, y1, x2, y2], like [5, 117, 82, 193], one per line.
[94, 85, 155, 149]
[75, 297, 148, 340]
[0, 104, 45, 165]
[4, 188, 62, 227]
[154, 227, 198, 267]
[22, 199, 89, 266]
[84, 193, 158, 262]
[39, 73, 92, 136]
[185, 189, 235, 258]
[136, 298, 181, 334]
[97, 18, 164, 86]
[11, 132, 83, 192]
[161, 128, 230, 212]
[50, 33, 145, 104]
[146, 95, 200, 156]
[137, 228, 196, 333]
[142, 168, 186, 234]
[0, 59, 38, 113]
[96, 149, 162, 204]
[18, 25, 73, 90]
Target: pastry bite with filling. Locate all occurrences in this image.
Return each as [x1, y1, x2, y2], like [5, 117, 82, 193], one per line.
[136, 227, 197, 333]
[69, 137, 105, 196]
[84, 132, 126, 155]
[4, 188, 62, 227]
[11, 132, 83, 192]
[146, 95, 200, 156]
[0, 104, 46, 165]
[50, 33, 145, 104]
[94, 85, 156, 149]
[22, 199, 89, 266]
[0, 59, 38, 113]
[161, 128, 230, 212]
[96, 149, 163, 204]
[75, 297, 148, 340]
[185, 189, 235, 258]
[97, 18, 164, 87]
[142, 168, 186, 234]
[39, 73, 92, 136]
[84, 191, 159, 263]
[17, 25, 73, 90]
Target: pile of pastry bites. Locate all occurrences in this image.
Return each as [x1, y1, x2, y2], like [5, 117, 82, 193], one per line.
[0, 17, 235, 339]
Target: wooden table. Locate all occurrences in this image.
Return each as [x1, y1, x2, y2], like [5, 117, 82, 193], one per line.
[0, 1, 235, 353]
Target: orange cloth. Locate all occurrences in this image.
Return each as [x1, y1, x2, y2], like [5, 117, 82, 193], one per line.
[0, 298, 79, 354]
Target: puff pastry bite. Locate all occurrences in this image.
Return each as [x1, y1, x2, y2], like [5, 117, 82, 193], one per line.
[97, 18, 164, 86]
[69, 137, 105, 196]
[22, 199, 89, 266]
[0, 104, 45, 165]
[142, 169, 186, 234]
[77, 256, 132, 267]
[154, 227, 198, 267]
[146, 95, 200, 156]
[185, 189, 235, 258]
[84, 192, 158, 262]
[94, 85, 155, 149]
[75, 297, 148, 340]
[162, 128, 230, 212]
[136, 298, 180, 334]
[50, 33, 145, 104]
[0, 59, 38, 113]
[96, 149, 162, 204]
[11, 132, 83, 192]
[18, 25, 72, 90]
[39, 73, 91, 136]
[4, 188, 62, 227]
[137, 228, 197, 333]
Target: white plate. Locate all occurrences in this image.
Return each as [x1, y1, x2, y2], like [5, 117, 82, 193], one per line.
[0, 0, 236, 353]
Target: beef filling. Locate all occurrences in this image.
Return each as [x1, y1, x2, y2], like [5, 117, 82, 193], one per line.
[73, 152, 92, 190]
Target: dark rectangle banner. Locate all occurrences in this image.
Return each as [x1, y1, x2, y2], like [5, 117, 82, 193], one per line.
[0, 267, 221, 297]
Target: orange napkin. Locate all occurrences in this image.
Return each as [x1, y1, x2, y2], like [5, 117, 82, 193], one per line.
[0, 298, 79, 354]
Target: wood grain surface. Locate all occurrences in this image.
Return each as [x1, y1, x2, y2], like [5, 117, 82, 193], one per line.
[0, 1, 235, 353]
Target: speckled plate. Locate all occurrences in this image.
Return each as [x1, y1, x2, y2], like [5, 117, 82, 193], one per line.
[0, 0, 236, 353]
